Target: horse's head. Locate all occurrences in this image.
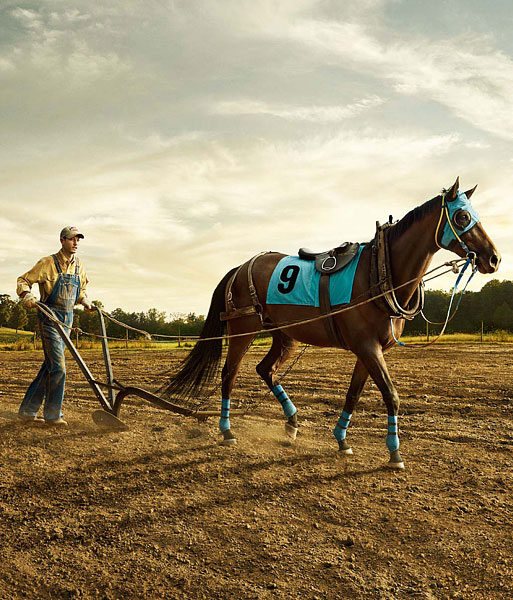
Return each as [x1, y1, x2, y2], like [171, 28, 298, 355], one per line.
[438, 177, 501, 274]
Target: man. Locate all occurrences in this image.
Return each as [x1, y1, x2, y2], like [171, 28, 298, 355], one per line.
[16, 226, 92, 426]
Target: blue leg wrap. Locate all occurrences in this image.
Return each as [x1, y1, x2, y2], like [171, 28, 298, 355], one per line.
[271, 384, 297, 419]
[386, 415, 400, 452]
[219, 398, 230, 432]
[333, 410, 352, 442]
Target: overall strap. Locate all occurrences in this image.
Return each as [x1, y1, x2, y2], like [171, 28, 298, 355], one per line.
[74, 257, 80, 275]
[51, 254, 63, 274]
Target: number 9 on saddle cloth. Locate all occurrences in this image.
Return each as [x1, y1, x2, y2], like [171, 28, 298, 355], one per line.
[266, 243, 363, 308]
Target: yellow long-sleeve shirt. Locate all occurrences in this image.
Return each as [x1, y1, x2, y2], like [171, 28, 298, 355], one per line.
[17, 249, 89, 304]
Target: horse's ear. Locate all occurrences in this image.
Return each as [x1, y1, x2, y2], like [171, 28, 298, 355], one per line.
[446, 177, 459, 201]
[464, 184, 478, 199]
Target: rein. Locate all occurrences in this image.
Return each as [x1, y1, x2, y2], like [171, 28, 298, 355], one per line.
[391, 255, 477, 348]
[36, 256, 470, 346]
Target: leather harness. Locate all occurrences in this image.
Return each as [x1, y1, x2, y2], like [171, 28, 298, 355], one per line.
[370, 222, 424, 320]
[219, 227, 424, 340]
[220, 252, 268, 324]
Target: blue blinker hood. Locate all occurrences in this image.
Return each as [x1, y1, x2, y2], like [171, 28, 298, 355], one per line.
[441, 190, 480, 249]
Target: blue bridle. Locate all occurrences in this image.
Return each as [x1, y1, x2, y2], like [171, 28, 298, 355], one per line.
[436, 190, 480, 254]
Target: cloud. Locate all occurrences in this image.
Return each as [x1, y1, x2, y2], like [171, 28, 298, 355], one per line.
[10, 7, 44, 30]
[49, 9, 91, 25]
[2, 4, 130, 91]
[212, 95, 384, 122]
[0, 57, 14, 71]
[271, 19, 513, 140]
[0, 125, 463, 311]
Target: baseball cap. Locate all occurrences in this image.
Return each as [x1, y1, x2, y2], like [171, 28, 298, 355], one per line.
[60, 226, 84, 240]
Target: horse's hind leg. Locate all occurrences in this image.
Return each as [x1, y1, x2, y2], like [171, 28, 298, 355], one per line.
[334, 358, 369, 455]
[256, 333, 299, 440]
[219, 334, 255, 446]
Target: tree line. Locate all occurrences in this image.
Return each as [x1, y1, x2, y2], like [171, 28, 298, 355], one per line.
[0, 295, 206, 339]
[1, 278, 512, 338]
[404, 279, 513, 335]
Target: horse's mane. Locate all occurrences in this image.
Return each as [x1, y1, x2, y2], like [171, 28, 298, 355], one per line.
[386, 195, 440, 244]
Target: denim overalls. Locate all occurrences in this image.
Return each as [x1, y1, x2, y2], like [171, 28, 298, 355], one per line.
[19, 255, 81, 421]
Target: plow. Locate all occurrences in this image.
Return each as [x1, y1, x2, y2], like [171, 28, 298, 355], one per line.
[36, 303, 244, 431]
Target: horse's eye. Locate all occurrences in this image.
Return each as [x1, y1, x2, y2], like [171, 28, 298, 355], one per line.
[453, 209, 471, 230]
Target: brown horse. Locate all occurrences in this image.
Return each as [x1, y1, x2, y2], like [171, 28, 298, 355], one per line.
[162, 178, 500, 469]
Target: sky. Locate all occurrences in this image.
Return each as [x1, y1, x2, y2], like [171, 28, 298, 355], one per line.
[1, 0, 512, 316]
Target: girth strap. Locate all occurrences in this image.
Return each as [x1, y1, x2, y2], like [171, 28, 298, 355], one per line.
[319, 273, 347, 348]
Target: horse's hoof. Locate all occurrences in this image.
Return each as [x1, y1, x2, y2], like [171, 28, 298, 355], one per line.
[285, 422, 298, 440]
[386, 460, 405, 470]
[220, 430, 237, 446]
[386, 450, 404, 470]
[339, 447, 353, 455]
[337, 440, 353, 454]
[219, 437, 237, 446]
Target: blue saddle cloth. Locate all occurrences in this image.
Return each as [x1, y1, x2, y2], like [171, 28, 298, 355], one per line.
[266, 246, 364, 307]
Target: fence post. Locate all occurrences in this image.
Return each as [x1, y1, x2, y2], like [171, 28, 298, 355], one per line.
[33, 330, 36, 350]
[480, 321, 484, 343]
[426, 321, 429, 342]
[178, 325, 181, 348]
[125, 329, 128, 349]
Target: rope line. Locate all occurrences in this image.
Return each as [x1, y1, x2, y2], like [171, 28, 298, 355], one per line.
[36, 258, 468, 344]
[102, 259, 467, 342]
[391, 257, 476, 349]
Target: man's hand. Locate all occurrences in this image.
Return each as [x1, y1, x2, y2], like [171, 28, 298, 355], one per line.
[22, 293, 38, 309]
[81, 298, 94, 312]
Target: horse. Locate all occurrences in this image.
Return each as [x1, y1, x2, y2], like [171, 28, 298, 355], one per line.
[162, 178, 500, 469]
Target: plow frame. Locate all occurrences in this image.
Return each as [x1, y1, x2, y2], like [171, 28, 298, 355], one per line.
[36, 303, 241, 429]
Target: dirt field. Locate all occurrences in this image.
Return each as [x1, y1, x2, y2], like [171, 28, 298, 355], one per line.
[1, 343, 512, 600]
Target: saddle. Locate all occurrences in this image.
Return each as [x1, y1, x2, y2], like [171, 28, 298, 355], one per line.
[298, 242, 360, 274]
[298, 242, 361, 348]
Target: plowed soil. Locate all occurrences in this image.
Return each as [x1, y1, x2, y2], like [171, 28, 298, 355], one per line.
[1, 344, 513, 600]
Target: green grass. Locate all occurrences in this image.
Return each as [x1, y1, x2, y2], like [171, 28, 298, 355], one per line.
[398, 330, 513, 344]
[0, 327, 35, 350]
[0, 327, 34, 338]
[2, 327, 513, 352]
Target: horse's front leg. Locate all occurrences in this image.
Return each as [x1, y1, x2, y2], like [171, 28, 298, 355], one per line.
[359, 346, 404, 470]
[334, 358, 369, 454]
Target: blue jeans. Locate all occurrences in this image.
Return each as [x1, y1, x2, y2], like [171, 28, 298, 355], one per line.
[19, 317, 67, 421]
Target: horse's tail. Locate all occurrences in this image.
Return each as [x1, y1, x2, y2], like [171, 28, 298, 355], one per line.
[160, 267, 237, 402]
